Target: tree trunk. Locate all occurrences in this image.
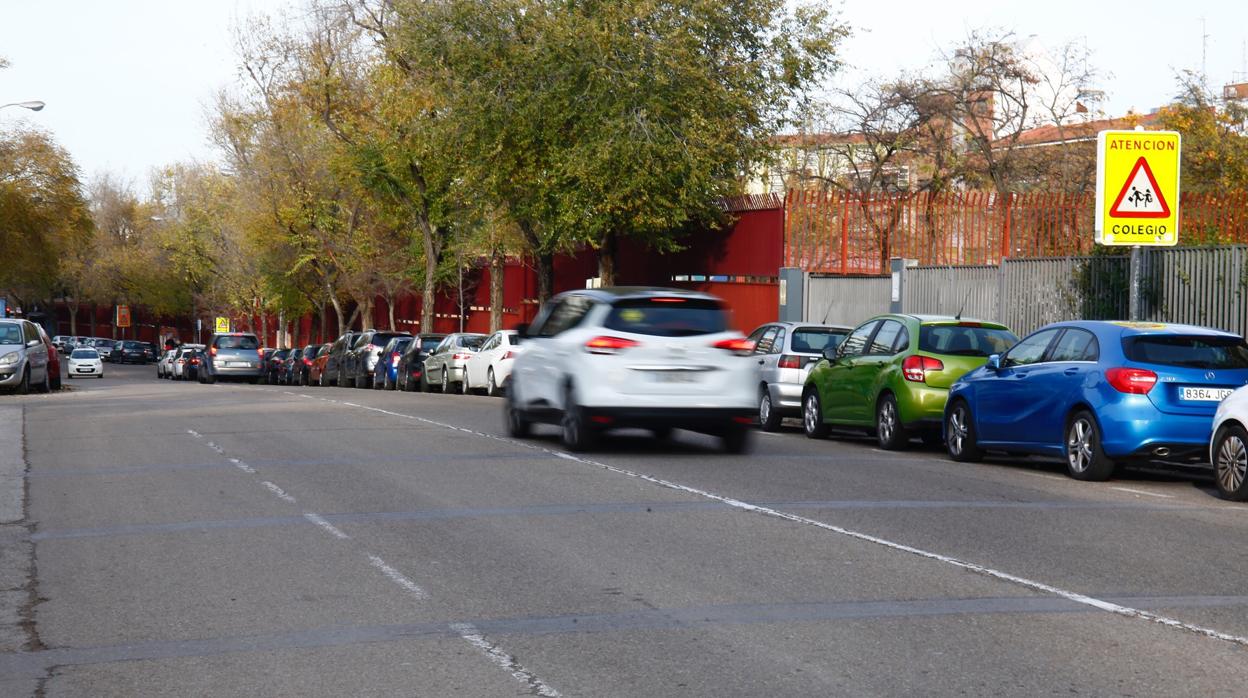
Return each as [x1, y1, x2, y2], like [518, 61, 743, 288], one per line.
[90, 303, 97, 338]
[261, 312, 269, 348]
[385, 294, 396, 331]
[598, 230, 618, 287]
[358, 297, 374, 330]
[68, 301, 78, 335]
[329, 294, 346, 337]
[536, 252, 554, 303]
[490, 249, 504, 332]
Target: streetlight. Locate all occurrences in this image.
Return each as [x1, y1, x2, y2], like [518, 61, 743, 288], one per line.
[0, 101, 45, 112]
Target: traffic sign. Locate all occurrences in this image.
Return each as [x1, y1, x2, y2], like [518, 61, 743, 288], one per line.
[1095, 130, 1181, 246]
[214, 316, 231, 334]
[115, 305, 132, 328]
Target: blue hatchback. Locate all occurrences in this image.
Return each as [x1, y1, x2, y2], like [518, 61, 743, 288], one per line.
[943, 321, 1248, 481]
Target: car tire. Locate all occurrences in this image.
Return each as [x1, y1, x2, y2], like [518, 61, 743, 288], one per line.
[802, 389, 829, 439]
[1213, 424, 1248, 501]
[15, 368, 30, 395]
[37, 368, 51, 394]
[945, 400, 983, 463]
[876, 394, 909, 451]
[1065, 410, 1114, 481]
[420, 371, 431, 392]
[758, 389, 782, 432]
[354, 372, 366, 389]
[203, 372, 216, 385]
[440, 368, 450, 394]
[560, 386, 596, 452]
[486, 369, 500, 398]
[650, 426, 673, 441]
[504, 389, 531, 438]
[459, 373, 471, 395]
[249, 376, 261, 384]
[722, 425, 754, 454]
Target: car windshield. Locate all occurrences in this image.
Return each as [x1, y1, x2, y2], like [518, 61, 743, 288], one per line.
[791, 328, 848, 354]
[919, 324, 1017, 357]
[0, 325, 21, 344]
[71, 349, 98, 359]
[391, 338, 413, 351]
[604, 298, 727, 337]
[273, 349, 290, 359]
[215, 335, 259, 350]
[1123, 335, 1248, 369]
[371, 333, 408, 346]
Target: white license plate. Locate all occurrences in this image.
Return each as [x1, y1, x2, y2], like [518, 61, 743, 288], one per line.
[651, 371, 701, 383]
[1180, 387, 1233, 401]
[226, 361, 251, 368]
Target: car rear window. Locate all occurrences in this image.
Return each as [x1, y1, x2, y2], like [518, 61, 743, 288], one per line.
[604, 298, 727, 337]
[791, 328, 848, 354]
[919, 324, 1017, 357]
[421, 337, 445, 351]
[1123, 335, 1248, 369]
[509, 335, 524, 345]
[214, 335, 259, 350]
[71, 349, 98, 359]
[124, 341, 142, 349]
[370, 333, 407, 346]
[461, 336, 486, 350]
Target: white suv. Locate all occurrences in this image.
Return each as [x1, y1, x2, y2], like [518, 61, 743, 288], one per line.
[506, 288, 757, 453]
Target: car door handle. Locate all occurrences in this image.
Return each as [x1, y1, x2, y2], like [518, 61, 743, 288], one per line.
[1064, 368, 1079, 375]
[1013, 372, 1029, 378]
[757, 359, 765, 365]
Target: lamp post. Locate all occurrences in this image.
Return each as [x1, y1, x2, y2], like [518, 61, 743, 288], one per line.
[0, 101, 45, 112]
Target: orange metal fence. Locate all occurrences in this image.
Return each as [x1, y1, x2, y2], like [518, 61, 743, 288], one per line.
[785, 190, 1248, 275]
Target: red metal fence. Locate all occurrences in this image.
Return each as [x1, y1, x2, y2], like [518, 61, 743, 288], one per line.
[785, 190, 1248, 275]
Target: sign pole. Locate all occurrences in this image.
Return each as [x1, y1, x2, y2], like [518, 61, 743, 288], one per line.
[1129, 245, 1143, 321]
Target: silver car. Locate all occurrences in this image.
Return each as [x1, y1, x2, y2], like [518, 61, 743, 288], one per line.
[0, 319, 53, 393]
[747, 322, 852, 431]
[422, 333, 487, 393]
[201, 333, 263, 383]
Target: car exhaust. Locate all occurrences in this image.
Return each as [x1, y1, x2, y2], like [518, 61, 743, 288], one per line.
[1152, 446, 1171, 457]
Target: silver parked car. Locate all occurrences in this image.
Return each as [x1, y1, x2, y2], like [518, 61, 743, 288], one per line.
[747, 321, 852, 431]
[422, 333, 487, 393]
[0, 319, 53, 393]
[200, 333, 263, 383]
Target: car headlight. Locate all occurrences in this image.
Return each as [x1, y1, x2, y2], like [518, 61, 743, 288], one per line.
[0, 352, 19, 367]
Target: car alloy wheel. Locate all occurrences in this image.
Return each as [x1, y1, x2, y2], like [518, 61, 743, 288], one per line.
[504, 389, 530, 438]
[441, 368, 450, 394]
[759, 390, 782, 432]
[876, 395, 908, 450]
[1064, 410, 1114, 481]
[487, 369, 499, 397]
[802, 390, 828, 439]
[460, 372, 471, 395]
[945, 401, 982, 462]
[1214, 425, 1248, 501]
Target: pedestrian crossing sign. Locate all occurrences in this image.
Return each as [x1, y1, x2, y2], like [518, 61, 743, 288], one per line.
[1095, 130, 1181, 246]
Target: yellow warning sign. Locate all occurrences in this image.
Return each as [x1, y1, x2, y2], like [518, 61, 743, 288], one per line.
[1095, 130, 1181, 246]
[214, 316, 231, 334]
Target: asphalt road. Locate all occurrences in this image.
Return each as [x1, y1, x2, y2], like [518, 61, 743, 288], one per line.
[4, 362, 1248, 695]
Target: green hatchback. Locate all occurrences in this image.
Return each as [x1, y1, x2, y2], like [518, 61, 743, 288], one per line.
[801, 314, 1018, 449]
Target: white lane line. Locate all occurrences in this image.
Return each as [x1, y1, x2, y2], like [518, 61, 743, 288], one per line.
[311, 395, 1248, 649]
[368, 555, 428, 599]
[186, 429, 202, 439]
[450, 622, 561, 697]
[303, 512, 350, 540]
[227, 458, 256, 474]
[1018, 471, 1066, 481]
[262, 481, 297, 504]
[1112, 486, 1175, 499]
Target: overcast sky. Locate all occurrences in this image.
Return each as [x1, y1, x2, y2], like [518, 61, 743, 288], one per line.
[2, 0, 1245, 191]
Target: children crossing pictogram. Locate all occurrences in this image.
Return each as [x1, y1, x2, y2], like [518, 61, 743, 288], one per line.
[1108, 157, 1170, 218]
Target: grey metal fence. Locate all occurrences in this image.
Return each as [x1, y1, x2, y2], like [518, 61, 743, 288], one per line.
[805, 246, 1248, 336]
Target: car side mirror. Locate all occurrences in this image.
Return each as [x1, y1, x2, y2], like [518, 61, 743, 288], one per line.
[514, 323, 529, 338]
[987, 354, 1001, 371]
[821, 346, 838, 361]
[27, 339, 42, 348]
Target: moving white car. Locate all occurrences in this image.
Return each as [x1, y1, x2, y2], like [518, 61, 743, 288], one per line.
[67, 347, 104, 379]
[1211, 387, 1248, 500]
[464, 329, 524, 396]
[506, 287, 757, 453]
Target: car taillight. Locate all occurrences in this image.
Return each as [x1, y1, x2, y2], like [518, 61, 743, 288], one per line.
[452, 352, 473, 361]
[391, 353, 400, 367]
[257, 349, 264, 360]
[210, 346, 217, 357]
[585, 336, 640, 354]
[902, 355, 944, 383]
[303, 358, 313, 366]
[501, 351, 516, 360]
[778, 354, 802, 369]
[177, 359, 185, 365]
[365, 344, 377, 353]
[712, 338, 755, 356]
[191, 358, 200, 365]
[1106, 367, 1157, 394]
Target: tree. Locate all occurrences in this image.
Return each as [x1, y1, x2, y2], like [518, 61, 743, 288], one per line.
[1159, 71, 1248, 193]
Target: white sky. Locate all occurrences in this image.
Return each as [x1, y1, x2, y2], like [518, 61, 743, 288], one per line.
[2, 0, 1245, 189]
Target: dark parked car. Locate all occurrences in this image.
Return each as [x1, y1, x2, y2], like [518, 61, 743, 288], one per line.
[342, 330, 411, 389]
[111, 340, 147, 364]
[321, 330, 367, 387]
[276, 346, 307, 385]
[396, 333, 447, 392]
[373, 335, 415, 390]
[264, 348, 291, 384]
[140, 342, 159, 363]
[200, 332, 263, 384]
[183, 348, 206, 382]
[307, 343, 333, 386]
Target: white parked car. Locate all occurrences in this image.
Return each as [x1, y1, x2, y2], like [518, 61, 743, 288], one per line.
[464, 330, 524, 396]
[422, 333, 488, 393]
[1211, 387, 1248, 500]
[171, 346, 203, 380]
[506, 288, 757, 453]
[157, 349, 178, 378]
[67, 348, 104, 379]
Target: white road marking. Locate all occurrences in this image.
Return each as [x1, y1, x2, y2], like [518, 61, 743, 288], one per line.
[302, 394, 1248, 649]
[1018, 471, 1066, 481]
[368, 555, 428, 599]
[451, 622, 561, 697]
[186, 429, 202, 439]
[227, 458, 256, 474]
[262, 481, 297, 504]
[1112, 486, 1175, 499]
[303, 512, 350, 540]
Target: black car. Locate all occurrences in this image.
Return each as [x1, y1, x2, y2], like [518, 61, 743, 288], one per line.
[183, 348, 206, 382]
[264, 348, 291, 384]
[276, 346, 304, 385]
[396, 333, 447, 392]
[140, 342, 159, 363]
[111, 340, 146, 364]
[342, 330, 411, 389]
[285, 343, 320, 386]
[322, 330, 367, 387]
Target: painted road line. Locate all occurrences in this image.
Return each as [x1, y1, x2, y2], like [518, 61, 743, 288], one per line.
[302, 512, 350, 540]
[262, 481, 297, 504]
[450, 622, 561, 697]
[1112, 487, 1175, 499]
[368, 555, 427, 599]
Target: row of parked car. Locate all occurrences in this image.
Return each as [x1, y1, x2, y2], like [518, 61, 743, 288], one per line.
[52, 336, 159, 364]
[138, 286, 1248, 502]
